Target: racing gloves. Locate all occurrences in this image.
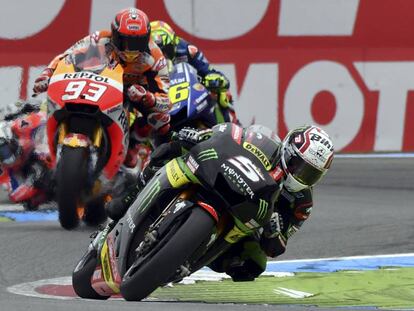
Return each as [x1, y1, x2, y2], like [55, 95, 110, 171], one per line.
[127, 84, 156, 109]
[203, 73, 231, 108]
[176, 127, 213, 145]
[260, 212, 288, 257]
[32, 68, 53, 94]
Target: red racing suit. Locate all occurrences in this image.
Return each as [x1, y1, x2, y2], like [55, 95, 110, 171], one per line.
[45, 30, 171, 139]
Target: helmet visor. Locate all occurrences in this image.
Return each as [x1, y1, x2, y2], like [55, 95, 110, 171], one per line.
[112, 32, 149, 52]
[283, 149, 325, 186]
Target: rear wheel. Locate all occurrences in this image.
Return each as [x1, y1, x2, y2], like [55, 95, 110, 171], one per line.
[120, 207, 215, 301]
[56, 146, 89, 230]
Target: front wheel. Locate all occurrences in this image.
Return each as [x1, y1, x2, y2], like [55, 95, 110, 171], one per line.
[56, 146, 89, 230]
[120, 207, 215, 301]
[72, 249, 110, 300]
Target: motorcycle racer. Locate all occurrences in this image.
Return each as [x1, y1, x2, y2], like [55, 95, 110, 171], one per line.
[32, 8, 171, 168]
[106, 123, 334, 281]
[0, 101, 52, 210]
[150, 20, 237, 124]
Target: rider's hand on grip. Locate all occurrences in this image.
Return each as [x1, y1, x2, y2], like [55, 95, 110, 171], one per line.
[177, 127, 213, 145]
[177, 127, 200, 144]
[32, 68, 53, 94]
[264, 212, 284, 238]
[128, 84, 155, 109]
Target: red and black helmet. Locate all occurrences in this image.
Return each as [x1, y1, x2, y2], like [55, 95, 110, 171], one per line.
[111, 8, 151, 54]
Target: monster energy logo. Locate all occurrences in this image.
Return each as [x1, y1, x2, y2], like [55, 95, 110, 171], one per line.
[257, 199, 269, 220]
[198, 148, 218, 161]
[139, 179, 161, 214]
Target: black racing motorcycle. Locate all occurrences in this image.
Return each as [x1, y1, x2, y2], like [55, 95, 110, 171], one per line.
[72, 123, 282, 301]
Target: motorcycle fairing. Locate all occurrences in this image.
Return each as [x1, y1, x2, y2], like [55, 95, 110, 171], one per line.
[91, 234, 122, 295]
[168, 62, 216, 129]
[46, 60, 128, 178]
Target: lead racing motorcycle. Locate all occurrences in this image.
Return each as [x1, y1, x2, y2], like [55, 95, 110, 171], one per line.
[46, 41, 130, 229]
[72, 123, 284, 301]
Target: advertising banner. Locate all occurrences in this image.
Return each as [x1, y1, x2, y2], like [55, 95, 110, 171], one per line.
[0, 0, 412, 152]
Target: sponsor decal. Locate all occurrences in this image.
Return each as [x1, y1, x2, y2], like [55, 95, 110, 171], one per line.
[166, 159, 190, 188]
[99, 241, 120, 294]
[170, 77, 185, 85]
[231, 124, 242, 144]
[138, 179, 161, 214]
[218, 124, 227, 132]
[224, 225, 247, 244]
[243, 142, 272, 171]
[192, 83, 205, 91]
[117, 109, 129, 134]
[257, 199, 269, 220]
[126, 210, 136, 233]
[106, 104, 122, 114]
[62, 72, 109, 83]
[173, 200, 186, 214]
[221, 162, 255, 199]
[270, 165, 284, 181]
[195, 92, 209, 105]
[294, 135, 303, 144]
[195, 99, 208, 112]
[310, 133, 334, 151]
[186, 155, 199, 173]
[197, 148, 218, 162]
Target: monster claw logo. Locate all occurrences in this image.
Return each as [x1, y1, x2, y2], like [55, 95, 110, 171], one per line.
[198, 149, 218, 161]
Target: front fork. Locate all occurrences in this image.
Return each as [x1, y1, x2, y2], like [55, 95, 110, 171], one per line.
[56, 121, 104, 192]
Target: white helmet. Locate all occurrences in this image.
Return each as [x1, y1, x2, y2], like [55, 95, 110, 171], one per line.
[281, 125, 334, 192]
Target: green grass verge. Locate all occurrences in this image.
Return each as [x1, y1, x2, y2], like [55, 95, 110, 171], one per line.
[151, 267, 414, 309]
[0, 216, 12, 222]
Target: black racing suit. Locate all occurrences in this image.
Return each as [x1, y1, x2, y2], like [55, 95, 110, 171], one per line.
[106, 123, 313, 281]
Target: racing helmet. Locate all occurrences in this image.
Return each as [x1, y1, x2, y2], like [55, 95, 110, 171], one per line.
[111, 8, 151, 62]
[0, 139, 20, 166]
[281, 125, 334, 192]
[244, 125, 282, 171]
[150, 20, 177, 60]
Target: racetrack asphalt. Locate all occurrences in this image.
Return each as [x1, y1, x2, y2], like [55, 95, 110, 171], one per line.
[0, 156, 413, 311]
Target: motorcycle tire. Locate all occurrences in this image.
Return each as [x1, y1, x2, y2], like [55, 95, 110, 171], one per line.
[72, 249, 110, 300]
[120, 207, 215, 301]
[56, 146, 89, 230]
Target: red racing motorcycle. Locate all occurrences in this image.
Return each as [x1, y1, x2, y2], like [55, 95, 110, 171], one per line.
[46, 41, 130, 229]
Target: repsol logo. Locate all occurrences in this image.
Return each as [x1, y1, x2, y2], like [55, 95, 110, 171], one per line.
[310, 133, 334, 151]
[63, 72, 109, 83]
[117, 110, 128, 133]
[243, 142, 272, 171]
